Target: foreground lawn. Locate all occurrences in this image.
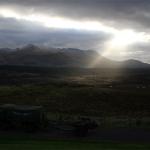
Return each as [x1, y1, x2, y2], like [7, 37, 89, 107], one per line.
[0, 140, 149, 150]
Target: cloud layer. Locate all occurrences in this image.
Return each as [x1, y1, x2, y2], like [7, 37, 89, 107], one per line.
[0, 0, 150, 62]
[1, 0, 150, 31]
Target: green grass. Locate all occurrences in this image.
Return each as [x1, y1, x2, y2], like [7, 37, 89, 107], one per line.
[0, 140, 149, 150]
[0, 83, 149, 117]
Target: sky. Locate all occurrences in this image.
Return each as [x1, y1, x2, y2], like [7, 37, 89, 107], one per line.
[0, 0, 150, 62]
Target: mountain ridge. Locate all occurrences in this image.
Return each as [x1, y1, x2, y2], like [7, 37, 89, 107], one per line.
[0, 44, 149, 68]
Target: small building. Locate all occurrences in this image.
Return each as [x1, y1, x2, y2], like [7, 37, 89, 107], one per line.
[0, 104, 48, 131]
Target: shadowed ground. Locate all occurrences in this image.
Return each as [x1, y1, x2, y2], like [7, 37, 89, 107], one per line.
[0, 139, 150, 150]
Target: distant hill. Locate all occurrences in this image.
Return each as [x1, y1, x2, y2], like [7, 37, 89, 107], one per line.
[0, 44, 149, 68]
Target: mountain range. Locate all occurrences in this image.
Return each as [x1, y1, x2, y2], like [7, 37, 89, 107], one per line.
[0, 44, 149, 68]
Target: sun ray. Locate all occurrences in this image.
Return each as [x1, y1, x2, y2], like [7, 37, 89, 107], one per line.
[0, 7, 150, 66]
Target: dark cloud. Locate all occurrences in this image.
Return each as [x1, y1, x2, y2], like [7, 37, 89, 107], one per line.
[0, 0, 150, 31]
[0, 18, 111, 49]
[0, 0, 150, 62]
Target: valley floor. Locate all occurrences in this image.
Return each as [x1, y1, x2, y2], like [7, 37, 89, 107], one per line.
[0, 67, 150, 149]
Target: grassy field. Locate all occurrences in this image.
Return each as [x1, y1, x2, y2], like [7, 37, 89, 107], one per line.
[0, 67, 150, 149]
[0, 81, 149, 117]
[0, 140, 150, 150]
[0, 66, 150, 118]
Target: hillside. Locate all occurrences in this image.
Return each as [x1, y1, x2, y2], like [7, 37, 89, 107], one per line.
[0, 44, 149, 68]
